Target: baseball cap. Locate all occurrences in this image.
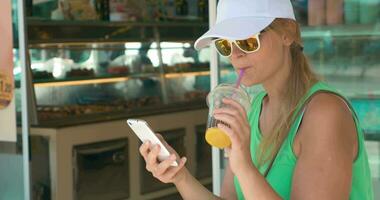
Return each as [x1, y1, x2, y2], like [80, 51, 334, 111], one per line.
[194, 0, 296, 50]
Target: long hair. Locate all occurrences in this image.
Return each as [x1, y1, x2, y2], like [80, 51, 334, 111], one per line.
[256, 18, 320, 167]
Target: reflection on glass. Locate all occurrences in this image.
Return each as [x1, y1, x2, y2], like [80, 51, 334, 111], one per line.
[15, 42, 211, 123]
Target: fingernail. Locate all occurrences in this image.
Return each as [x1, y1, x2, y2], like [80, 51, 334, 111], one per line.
[182, 157, 187, 162]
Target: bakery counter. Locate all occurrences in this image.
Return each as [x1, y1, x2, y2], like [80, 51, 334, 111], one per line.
[30, 108, 210, 200]
[33, 97, 207, 128]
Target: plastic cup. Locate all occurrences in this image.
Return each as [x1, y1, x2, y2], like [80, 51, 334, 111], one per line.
[205, 84, 251, 148]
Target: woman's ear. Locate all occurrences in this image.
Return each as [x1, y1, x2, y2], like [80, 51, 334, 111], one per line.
[282, 34, 294, 47]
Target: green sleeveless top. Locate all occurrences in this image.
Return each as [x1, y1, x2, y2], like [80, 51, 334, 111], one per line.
[234, 82, 374, 200]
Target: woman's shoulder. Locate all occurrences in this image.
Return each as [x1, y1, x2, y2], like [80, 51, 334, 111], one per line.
[297, 91, 357, 153]
[304, 92, 353, 124]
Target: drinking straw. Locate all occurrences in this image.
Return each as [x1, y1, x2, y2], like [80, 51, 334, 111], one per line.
[235, 69, 245, 88]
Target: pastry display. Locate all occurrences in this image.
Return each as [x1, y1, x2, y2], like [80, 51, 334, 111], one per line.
[32, 70, 54, 80]
[37, 96, 163, 121]
[66, 68, 95, 77]
[174, 62, 192, 72]
[191, 62, 210, 71]
[164, 62, 210, 73]
[184, 90, 208, 100]
[107, 66, 130, 75]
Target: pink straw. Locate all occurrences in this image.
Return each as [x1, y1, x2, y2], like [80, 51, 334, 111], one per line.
[235, 69, 245, 88]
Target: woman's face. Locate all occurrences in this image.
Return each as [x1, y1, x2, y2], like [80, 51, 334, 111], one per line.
[229, 29, 290, 86]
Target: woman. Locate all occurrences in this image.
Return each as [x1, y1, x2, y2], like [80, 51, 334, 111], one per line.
[139, 0, 374, 199]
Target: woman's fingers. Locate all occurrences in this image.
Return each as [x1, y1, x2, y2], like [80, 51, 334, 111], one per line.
[139, 137, 187, 184]
[156, 133, 164, 141]
[214, 113, 245, 141]
[215, 112, 246, 132]
[155, 133, 180, 158]
[139, 141, 151, 160]
[220, 98, 248, 120]
[153, 154, 177, 177]
[217, 123, 239, 146]
[214, 104, 248, 130]
[162, 157, 187, 181]
[146, 144, 160, 171]
[225, 98, 248, 118]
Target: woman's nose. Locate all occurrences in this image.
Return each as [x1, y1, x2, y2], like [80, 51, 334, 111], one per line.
[231, 43, 245, 58]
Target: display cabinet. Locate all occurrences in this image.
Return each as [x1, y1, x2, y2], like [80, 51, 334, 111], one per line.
[17, 4, 217, 199]
[13, 19, 218, 127]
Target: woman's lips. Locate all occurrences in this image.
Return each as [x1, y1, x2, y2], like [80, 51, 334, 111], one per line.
[235, 67, 250, 73]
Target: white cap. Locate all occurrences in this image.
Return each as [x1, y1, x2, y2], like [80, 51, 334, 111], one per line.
[194, 0, 296, 50]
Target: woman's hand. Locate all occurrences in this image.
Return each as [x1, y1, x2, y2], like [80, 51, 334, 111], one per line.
[213, 98, 254, 174]
[139, 134, 188, 184]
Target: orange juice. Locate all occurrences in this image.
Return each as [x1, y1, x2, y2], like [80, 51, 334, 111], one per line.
[205, 127, 231, 148]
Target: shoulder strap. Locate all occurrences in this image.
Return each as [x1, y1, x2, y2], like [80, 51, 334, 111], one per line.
[264, 81, 364, 177]
[248, 91, 267, 120]
[263, 82, 333, 177]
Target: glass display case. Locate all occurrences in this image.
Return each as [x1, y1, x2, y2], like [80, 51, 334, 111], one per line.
[15, 2, 215, 199]
[14, 19, 216, 126]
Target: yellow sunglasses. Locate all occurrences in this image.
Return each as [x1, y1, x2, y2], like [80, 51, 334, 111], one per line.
[213, 32, 262, 57]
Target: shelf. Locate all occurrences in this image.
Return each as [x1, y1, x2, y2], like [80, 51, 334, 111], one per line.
[18, 70, 214, 87]
[27, 19, 209, 44]
[34, 76, 131, 87]
[13, 69, 232, 88]
[26, 19, 380, 45]
[365, 132, 380, 141]
[301, 24, 380, 38]
[30, 99, 207, 128]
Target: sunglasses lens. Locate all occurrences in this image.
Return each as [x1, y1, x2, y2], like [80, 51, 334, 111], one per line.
[214, 39, 231, 56]
[236, 37, 259, 52]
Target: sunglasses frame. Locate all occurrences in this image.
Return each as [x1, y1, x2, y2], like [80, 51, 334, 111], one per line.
[212, 32, 262, 57]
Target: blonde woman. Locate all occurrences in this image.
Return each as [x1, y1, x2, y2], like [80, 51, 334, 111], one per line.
[139, 0, 374, 199]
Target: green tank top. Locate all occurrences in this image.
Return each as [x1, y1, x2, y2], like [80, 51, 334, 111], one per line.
[234, 81, 374, 200]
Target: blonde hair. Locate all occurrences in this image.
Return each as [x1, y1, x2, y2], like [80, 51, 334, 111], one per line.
[256, 18, 320, 167]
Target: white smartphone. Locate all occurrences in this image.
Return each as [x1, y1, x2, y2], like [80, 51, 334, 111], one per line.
[127, 119, 178, 167]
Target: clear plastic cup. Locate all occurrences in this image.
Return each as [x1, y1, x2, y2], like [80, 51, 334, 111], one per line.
[205, 83, 251, 148]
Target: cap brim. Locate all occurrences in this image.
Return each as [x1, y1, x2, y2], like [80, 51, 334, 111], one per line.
[194, 17, 275, 50]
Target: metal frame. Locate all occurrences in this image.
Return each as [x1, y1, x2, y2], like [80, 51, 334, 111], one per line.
[17, 0, 31, 199]
[208, 0, 223, 196]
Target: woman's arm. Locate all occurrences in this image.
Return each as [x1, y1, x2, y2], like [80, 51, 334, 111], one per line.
[139, 135, 224, 200]
[214, 99, 282, 199]
[174, 168, 220, 200]
[291, 93, 357, 199]
[221, 161, 238, 200]
[233, 164, 281, 199]
[176, 156, 239, 200]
